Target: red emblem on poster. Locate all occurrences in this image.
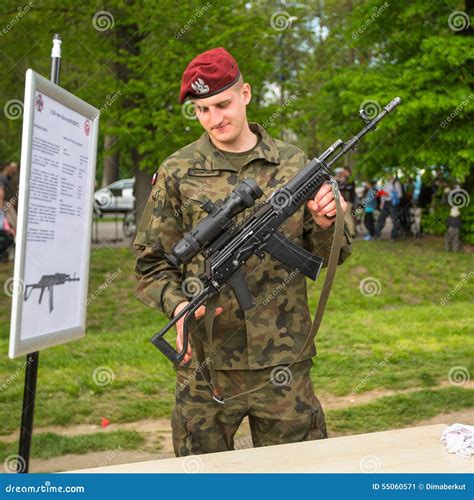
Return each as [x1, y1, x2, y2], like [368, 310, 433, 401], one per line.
[35, 94, 44, 112]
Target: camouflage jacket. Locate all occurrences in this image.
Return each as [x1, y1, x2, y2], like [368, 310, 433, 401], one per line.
[134, 123, 352, 370]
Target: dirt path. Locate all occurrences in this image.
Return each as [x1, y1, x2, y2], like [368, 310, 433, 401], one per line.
[318, 379, 474, 410]
[1, 381, 471, 473]
[27, 408, 473, 473]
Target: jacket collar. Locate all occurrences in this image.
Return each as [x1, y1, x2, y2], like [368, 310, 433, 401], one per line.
[194, 122, 280, 172]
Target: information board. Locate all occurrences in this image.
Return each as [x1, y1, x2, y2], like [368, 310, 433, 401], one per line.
[9, 69, 99, 358]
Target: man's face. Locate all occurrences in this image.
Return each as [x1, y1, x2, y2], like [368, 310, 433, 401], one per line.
[5, 163, 18, 176]
[334, 171, 344, 182]
[192, 81, 251, 146]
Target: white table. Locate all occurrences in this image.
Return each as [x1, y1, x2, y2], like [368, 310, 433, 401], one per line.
[68, 424, 472, 473]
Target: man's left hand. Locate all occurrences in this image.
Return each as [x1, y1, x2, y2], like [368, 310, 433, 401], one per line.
[306, 182, 347, 229]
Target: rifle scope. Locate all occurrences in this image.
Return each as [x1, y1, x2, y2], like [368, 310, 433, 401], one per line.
[172, 178, 263, 264]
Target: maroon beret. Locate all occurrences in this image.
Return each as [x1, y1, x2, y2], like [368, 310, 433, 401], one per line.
[179, 47, 240, 103]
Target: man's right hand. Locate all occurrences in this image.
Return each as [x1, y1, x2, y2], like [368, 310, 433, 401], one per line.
[173, 301, 224, 365]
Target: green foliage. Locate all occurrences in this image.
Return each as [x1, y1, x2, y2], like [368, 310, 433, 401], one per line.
[422, 202, 474, 244]
[1, 0, 471, 182]
[460, 203, 474, 244]
[292, 0, 473, 180]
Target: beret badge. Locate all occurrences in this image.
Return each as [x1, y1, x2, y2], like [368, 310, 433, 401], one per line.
[191, 78, 210, 95]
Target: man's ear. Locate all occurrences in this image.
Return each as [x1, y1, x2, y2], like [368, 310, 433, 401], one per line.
[242, 82, 252, 105]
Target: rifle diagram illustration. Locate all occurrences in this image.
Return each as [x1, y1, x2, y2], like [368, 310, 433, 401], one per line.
[24, 273, 80, 313]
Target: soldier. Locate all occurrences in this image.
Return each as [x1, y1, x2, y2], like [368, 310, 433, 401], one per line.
[134, 47, 352, 456]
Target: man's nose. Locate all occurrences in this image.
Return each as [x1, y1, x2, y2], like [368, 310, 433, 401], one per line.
[209, 107, 222, 125]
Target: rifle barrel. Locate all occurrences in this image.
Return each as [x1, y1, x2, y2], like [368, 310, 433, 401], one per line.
[327, 97, 401, 167]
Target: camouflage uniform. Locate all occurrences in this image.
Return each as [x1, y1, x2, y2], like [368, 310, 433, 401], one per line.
[134, 123, 352, 455]
[172, 359, 327, 455]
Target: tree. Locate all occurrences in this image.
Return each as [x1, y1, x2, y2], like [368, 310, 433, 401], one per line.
[292, 0, 473, 181]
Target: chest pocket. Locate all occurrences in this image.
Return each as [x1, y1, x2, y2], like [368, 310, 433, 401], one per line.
[179, 166, 306, 245]
[179, 174, 237, 231]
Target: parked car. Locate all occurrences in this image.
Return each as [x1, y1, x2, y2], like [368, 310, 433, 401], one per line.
[94, 178, 135, 214]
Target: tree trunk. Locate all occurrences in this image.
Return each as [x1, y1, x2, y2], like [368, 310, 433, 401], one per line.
[132, 149, 151, 228]
[102, 134, 119, 187]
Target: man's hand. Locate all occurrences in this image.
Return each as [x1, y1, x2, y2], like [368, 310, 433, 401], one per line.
[173, 300, 224, 365]
[306, 182, 347, 229]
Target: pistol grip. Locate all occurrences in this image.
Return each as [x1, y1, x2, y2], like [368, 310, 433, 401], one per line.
[228, 268, 255, 311]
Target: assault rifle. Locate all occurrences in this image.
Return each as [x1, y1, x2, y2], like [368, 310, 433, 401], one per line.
[152, 98, 401, 366]
[24, 273, 80, 313]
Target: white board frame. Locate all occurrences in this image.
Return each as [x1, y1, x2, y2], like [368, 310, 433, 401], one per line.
[8, 69, 99, 358]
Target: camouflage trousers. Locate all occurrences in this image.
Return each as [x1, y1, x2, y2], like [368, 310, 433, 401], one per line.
[171, 359, 327, 457]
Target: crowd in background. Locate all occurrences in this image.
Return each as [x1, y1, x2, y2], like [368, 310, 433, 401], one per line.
[0, 161, 466, 265]
[335, 167, 463, 252]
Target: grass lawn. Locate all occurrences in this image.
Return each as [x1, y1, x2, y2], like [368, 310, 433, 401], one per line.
[0, 430, 145, 461]
[0, 236, 472, 460]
